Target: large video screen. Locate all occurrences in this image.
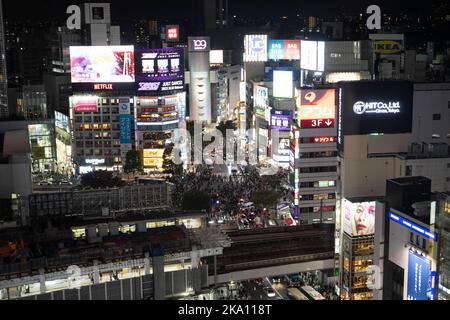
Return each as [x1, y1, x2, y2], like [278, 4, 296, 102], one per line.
[273, 70, 293, 99]
[338, 81, 413, 136]
[70, 46, 135, 83]
[136, 48, 184, 92]
[343, 200, 376, 236]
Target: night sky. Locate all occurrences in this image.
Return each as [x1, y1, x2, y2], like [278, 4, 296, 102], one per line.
[3, 0, 435, 22]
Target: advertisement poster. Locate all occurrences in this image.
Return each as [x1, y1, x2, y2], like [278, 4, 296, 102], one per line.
[407, 251, 430, 300]
[343, 200, 376, 236]
[270, 110, 291, 131]
[298, 89, 336, 129]
[136, 48, 184, 92]
[244, 35, 268, 62]
[70, 46, 135, 83]
[338, 81, 413, 135]
[72, 96, 98, 113]
[269, 40, 301, 60]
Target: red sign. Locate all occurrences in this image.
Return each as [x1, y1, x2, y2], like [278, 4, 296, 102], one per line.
[167, 25, 179, 41]
[300, 119, 335, 129]
[310, 136, 336, 143]
[284, 40, 301, 60]
[93, 84, 113, 90]
[73, 97, 98, 113]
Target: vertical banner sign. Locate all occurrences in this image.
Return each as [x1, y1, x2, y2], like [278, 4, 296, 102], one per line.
[119, 98, 132, 163]
[407, 251, 430, 300]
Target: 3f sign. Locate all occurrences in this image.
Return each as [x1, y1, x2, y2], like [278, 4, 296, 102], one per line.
[66, 5, 81, 30]
[366, 5, 381, 30]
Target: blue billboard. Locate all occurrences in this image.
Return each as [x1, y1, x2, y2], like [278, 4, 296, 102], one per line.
[407, 251, 430, 300]
[268, 40, 285, 60]
[119, 114, 132, 144]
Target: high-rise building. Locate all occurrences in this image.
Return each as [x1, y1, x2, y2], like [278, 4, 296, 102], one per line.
[0, 0, 8, 118]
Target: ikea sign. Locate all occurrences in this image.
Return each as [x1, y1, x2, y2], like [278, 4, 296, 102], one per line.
[373, 40, 403, 54]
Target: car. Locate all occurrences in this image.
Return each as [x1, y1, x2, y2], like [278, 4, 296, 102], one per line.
[264, 287, 276, 298]
[38, 180, 53, 186]
[59, 180, 72, 186]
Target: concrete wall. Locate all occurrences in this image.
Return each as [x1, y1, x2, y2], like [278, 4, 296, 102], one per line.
[341, 134, 410, 198]
[412, 83, 450, 144]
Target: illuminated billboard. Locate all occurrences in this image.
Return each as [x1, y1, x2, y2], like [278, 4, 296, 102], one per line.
[300, 41, 325, 71]
[210, 50, 224, 64]
[188, 37, 211, 52]
[268, 40, 300, 60]
[143, 149, 164, 170]
[273, 70, 293, 99]
[166, 25, 180, 42]
[244, 35, 268, 62]
[270, 110, 291, 131]
[255, 86, 269, 107]
[343, 200, 376, 236]
[298, 89, 336, 129]
[70, 46, 135, 83]
[338, 81, 413, 136]
[55, 111, 70, 133]
[136, 48, 184, 92]
[72, 96, 98, 113]
[407, 251, 430, 300]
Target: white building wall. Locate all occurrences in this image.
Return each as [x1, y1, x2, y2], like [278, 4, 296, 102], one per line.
[412, 83, 450, 144]
[401, 158, 450, 192]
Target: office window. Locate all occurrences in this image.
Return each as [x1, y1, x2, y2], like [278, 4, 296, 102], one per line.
[433, 114, 441, 120]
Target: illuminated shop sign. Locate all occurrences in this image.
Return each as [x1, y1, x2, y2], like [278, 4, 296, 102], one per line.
[94, 84, 113, 90]
[373, 41, 403, 54]
[188, 37, 211, 52]
[310, 136, 336, 143]
[244, 35, 268, 62]
[298, 89, 336, 129]
[73, 96, 98, 113]
[353, 101, 401, 115]
[389, 212, 437, 241]
[85, 158, 105, 165]
[270, 110, 291, 131]
[166, 25, 180, 42]
[268, 40, 301, 60]
[338, 81, 413, 135]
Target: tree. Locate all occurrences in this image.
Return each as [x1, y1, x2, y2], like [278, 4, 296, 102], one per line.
[123, 150, 142, 174]
[163, 143, 183, 176]
[181, 190, 212, 213]
[251, 190, 282, 210]
[80, 170, 126, 189]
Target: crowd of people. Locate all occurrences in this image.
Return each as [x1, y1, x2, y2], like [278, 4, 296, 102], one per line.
[170, 165, 289, 218]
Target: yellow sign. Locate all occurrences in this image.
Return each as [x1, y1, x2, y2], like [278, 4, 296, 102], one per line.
[373, 41, 403, 54]
[143, 158, 163, 168]
[143, 149, 164, 159]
